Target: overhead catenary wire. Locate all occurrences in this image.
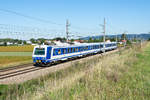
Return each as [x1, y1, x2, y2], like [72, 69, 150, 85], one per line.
[0, 8, 119, 40]
[0, 8, 64, 26]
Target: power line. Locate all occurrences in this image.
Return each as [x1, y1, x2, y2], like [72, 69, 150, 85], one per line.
[0, 8, 64, 26]
[0, 8, 102, 35]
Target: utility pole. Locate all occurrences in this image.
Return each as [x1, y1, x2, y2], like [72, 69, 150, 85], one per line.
[100, 18, 106, 53]
[116, 33, 118, 42]
[66, 19, 70, 42]
[103, 18, 106, 53]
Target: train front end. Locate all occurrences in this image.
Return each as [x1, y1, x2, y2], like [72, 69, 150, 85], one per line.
[32, 45, 50, 66]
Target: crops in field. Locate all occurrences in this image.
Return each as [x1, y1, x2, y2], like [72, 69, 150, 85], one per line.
[0, 56, 32, 68]
[0, 45, 34, 52]
[0, 43, 150, 100]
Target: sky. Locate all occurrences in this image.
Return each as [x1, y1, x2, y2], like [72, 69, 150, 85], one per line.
[0, 0, 150, 39]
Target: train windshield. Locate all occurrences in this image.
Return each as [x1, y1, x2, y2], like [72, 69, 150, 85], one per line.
[34, 48, 45, 55]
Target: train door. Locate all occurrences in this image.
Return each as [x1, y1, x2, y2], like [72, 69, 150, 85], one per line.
[46, 47, 52, 59]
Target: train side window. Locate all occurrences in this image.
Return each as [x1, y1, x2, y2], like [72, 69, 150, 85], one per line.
[65, 49, 67, 53]
[63, 48, 66, 54]
[80, 47, 82, 51]
[76, 48, 79, 52]
[53, 49, 57, 55]
[86, 46, 88, 50]
[58, 49, 61, 55]
[76, 48, 78, 52]
[84, 47, 86, 51]
[71, 48, 73, 53]
[67, 48, 70, 53]
[82, 47, 84, 51]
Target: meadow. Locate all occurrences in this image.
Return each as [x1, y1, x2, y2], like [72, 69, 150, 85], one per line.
[0, 52, 32, 56]
[0, 45, 34, 52]
[0, 45, 33, 68]
[0, 56, 32, 69]
[0, 43, 150, 100]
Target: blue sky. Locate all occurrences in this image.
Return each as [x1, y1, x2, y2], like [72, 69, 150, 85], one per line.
[0, 0, 150, 39]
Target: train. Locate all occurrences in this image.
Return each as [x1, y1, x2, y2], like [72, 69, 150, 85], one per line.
[32, 42, 117, 66]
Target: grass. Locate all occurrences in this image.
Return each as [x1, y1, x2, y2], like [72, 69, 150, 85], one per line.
[0, 52, 32, 56]
[0, 45, 33, 68]
[0, 56, 32, 69]
[0, 43, 150, 100]
[0, 45, 34, 52]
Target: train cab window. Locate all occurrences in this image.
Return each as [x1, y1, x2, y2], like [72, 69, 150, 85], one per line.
[34, 48, 45, 55]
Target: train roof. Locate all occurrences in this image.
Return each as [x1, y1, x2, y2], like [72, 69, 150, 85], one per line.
[34, 42, 117, 48]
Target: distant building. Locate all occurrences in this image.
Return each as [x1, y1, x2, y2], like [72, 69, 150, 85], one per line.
[0, 42, 4, 45]
[26, 40, 32, 44]
[74, 40, 84, 43]
[6, 42, 13, 45]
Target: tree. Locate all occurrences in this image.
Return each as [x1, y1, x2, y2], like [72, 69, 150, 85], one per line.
[88, 37, 93, 43]
[121, 33, 127, 40]
[37, 38, 45, 44]
[18, 40, 22, 44]
[110, 38, 115, 42]
[53, 37, 66, 42]
[4, 42, 7, 46]
[13, 39, 19, 44]
[30, 38, 36, 43]
[23, 41, 27, 45]
[71, 39, 74, 42]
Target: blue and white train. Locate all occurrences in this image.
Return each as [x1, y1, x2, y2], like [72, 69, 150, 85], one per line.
[32, 42, 117, 66]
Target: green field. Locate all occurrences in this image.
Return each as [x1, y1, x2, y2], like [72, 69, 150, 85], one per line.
[0, 52, 32, 56]
[0, 43, 150, 100]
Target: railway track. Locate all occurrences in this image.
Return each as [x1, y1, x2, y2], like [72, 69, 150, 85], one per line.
[0, 64, 44, 80]
[0, 63, 33, 72]
[0, 67, 44, 80]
